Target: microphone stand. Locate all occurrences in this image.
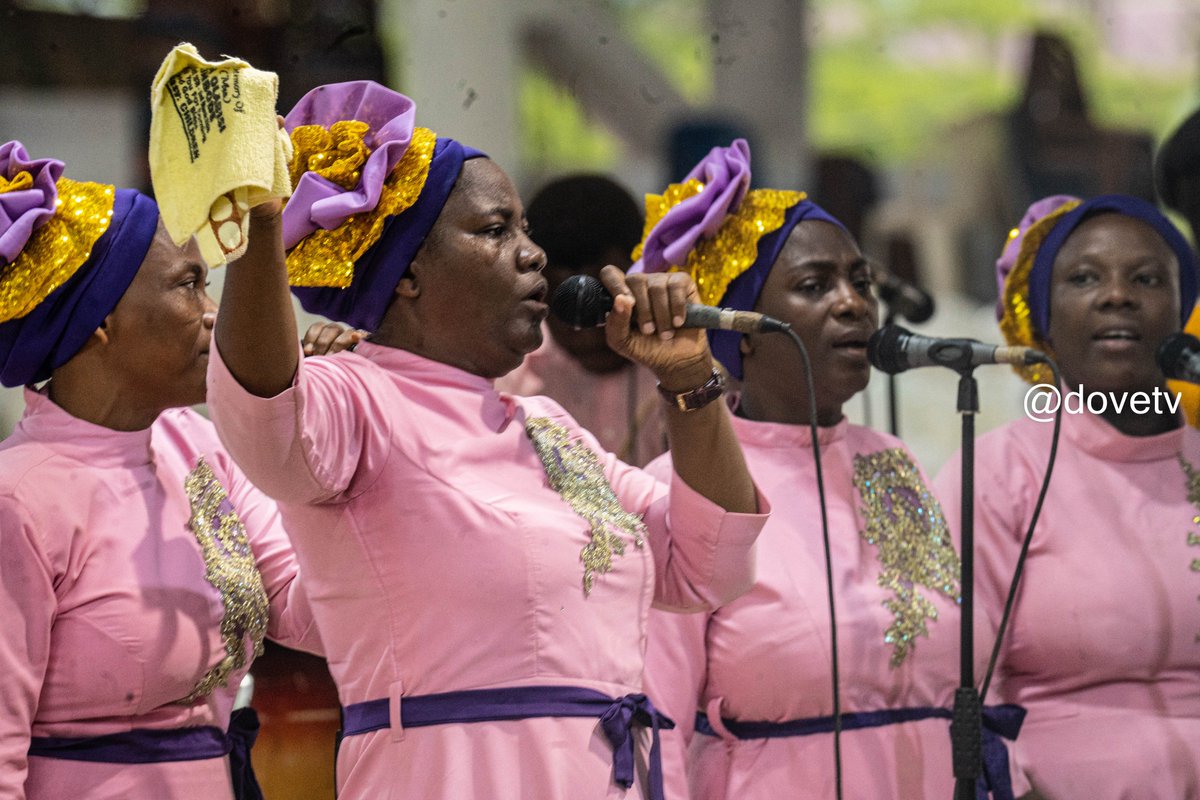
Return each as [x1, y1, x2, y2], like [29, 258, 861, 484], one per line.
[951, 367, 981, 800]
[884, 307, 900, 436]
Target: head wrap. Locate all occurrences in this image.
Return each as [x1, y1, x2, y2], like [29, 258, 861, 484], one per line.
[281, 80, 485, 331]
[0, 141, 159, 387]
[997, 193, 1199, 384]
[630, 139, 845, 379]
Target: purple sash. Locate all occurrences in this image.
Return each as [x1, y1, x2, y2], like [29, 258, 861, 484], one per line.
[695, 704, 1025, 800]
[341, 685, 675, 800]
[28, 707, 263, 800]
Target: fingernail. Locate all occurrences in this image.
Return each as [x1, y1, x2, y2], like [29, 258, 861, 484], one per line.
[641, 322, 656, 335]
[660, 330, 674, 341]
[673, 316, 684, 327]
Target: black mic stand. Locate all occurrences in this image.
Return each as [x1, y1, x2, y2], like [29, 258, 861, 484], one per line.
[951, 367, 981, 800]
[884, 307, 900, 436]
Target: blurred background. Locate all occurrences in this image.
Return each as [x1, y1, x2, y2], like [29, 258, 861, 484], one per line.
[3, 0, 1198, 795]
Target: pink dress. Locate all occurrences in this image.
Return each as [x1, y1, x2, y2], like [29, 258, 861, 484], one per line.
[934, 410, 1200, 799]
[205, 340, 767, 800]
[644, 414, 1027, 799]
[496, 326, 667, 467]
[0, 390, 321, 800]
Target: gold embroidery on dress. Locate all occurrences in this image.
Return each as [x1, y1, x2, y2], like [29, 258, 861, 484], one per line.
[853, 448, 961, 667]
[526, 417, 647, 596]
[1177, 456, 1200, 642]
[180, 458, 269, 702]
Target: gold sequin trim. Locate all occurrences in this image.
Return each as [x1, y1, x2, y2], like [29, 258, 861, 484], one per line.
[285, 124, 438, 288]
[0, 177, 115, 323]
[853, 448, 961, 667]
[998, 200, 1081, 385]
[1177, 456, 1200, 642]
[180, 458, 269, 702]
[526, 417, 647, 596]
[632, 181, 806, 308]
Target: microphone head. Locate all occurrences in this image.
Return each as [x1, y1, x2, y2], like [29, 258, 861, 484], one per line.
[874, 273, 935, 324]
[549, 274, 613, 329]
[867, 324, 913, 375]
[1156, 332, 1200, 379]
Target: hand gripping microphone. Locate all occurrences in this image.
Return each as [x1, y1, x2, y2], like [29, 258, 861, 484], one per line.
[1156, 332, 1200, 384]
[549, 274, 789, 334]
[867, 324, 1048, 375]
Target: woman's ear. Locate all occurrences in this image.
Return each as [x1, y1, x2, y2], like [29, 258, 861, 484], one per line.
[394, 274, 420, 299]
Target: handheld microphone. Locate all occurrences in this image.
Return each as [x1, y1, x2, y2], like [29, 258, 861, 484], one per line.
[1156, 332, 1200, 383]
[874, 270, 935, 324]
[549, 274, 789, 334]
[867, 324, 1048, 375]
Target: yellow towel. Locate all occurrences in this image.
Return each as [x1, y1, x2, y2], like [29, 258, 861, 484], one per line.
[149, 43, 292, 266]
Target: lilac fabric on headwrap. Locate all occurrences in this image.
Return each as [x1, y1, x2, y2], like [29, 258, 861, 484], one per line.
[638, 139, 751, 274]
[282, 80, 485, 331]
[0, 188, 160, 387]
[0, 141, 62, 264]
[1027, 194, 1198, 338]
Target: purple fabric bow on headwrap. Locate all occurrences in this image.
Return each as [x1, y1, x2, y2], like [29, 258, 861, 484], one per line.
[0, 142, 160, 387]
[0, 141, 62, 264]
[282, 81, 485, 331]
[633, 139, 846, 379]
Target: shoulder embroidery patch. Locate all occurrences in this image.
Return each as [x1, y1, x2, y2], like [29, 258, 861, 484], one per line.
[853, 448, 961, 667]
[180, 458, 269, 702]
[526, 417, 647, 596]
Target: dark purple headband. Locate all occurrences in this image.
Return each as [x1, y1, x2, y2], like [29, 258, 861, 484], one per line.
[1028, 194, 1198, 338]
[0, 189, 160, 387]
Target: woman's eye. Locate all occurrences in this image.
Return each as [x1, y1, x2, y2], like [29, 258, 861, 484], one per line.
[1066, 271, 1096, 286]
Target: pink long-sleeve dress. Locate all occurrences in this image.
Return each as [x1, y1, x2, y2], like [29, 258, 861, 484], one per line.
[934, 409, 1200, 799]
[206, 339, 767, 800]
[0, 389, 322, 800]
[644, 414, 1028, 799]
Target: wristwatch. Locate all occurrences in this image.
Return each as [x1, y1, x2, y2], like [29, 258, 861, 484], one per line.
[657, 368, 726, 412]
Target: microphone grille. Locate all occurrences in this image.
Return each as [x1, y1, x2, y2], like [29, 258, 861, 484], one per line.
[549, 275, 613, 329]
[867, 324, 912, 375]
[1156, 332, 1200, 379]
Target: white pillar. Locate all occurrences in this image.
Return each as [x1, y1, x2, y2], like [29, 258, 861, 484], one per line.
[709, 0, 809, 188]
[382, 0, 522, 171]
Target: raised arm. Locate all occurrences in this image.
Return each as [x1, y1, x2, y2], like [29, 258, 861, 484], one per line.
[214, 201, 298, 398]
[600, 265, 756, 514]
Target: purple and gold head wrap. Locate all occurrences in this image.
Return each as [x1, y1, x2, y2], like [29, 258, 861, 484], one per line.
[630, 139, 845, 379]
[997, 193, 1199, 383]
[0, 141, 159, 387]
[281, 80, 485, 332]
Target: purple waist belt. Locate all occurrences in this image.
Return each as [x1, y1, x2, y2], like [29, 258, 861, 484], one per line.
[341, 685, 675, 800]
[28, 706, 262, 800]
[695, 703, 1025, 800]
